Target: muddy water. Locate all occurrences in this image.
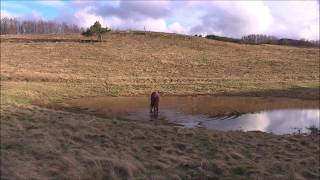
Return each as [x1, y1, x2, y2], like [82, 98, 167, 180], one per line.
[56, 96, 320, 134]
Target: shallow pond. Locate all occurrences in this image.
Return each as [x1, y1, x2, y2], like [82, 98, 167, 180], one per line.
[56, 96, 320, 134]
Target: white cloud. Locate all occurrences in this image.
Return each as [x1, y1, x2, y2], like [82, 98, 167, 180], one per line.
[128, 18, 167, 32]
[299, 23, 319, 40]
[0, 10, 42, 20]
[2, 0, 319, 40]
[73, 7, 106, 28]
[94, 1, 170, 20]
[189, 1, 318, 40]
[191, 1, 274, 37]
[1, 10, 16, 18]
[265, 1, 319, 40]
[63, 5, 167, 32]
[21, 10, 43, 21]
[103, 16, 167, 32]
[168, 22, 190, 34]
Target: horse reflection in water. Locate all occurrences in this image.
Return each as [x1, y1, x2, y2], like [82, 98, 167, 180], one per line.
[150, 92, 160, 119]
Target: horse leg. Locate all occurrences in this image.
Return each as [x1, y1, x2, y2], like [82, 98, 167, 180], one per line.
[153, 106, 156, 114]
[150, 105, 153, 113]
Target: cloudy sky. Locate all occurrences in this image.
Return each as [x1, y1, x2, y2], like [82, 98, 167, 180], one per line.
[1, 0, 319, 40]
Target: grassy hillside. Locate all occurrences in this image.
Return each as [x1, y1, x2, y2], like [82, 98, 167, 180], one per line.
[1, 32, 319, 104]
[1, 32, 319, 179]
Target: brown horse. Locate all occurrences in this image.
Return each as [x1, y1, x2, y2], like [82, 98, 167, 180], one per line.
[150, 92, 160, 114]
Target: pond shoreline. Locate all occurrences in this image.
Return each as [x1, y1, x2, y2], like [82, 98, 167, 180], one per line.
[44, 95, 320, 135]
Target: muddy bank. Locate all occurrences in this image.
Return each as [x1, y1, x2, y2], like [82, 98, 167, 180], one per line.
[52, 96, 320, 134]
[54, 96, 319, 117]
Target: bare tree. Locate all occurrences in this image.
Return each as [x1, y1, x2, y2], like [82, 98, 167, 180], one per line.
[241, 34, 278, 44]
[0, 18, 82, 34]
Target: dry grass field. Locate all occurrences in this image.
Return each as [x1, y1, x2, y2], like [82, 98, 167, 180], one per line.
[2, 104, 319, 180]
[1, 32, 319, 179]
[1, 32, 319, 104]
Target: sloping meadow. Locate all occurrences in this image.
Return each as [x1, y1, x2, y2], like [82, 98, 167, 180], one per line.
[1, 32, 319, 179]
[1, 32, 319, 103]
